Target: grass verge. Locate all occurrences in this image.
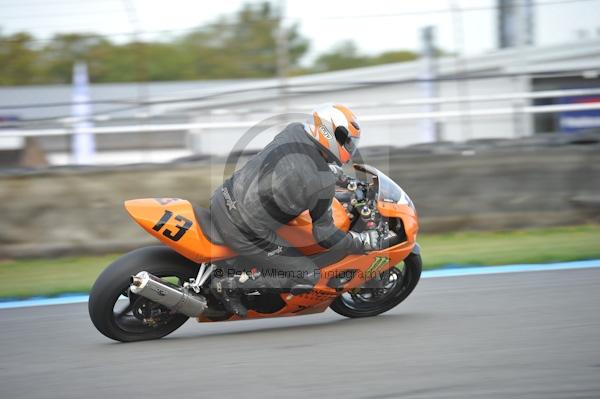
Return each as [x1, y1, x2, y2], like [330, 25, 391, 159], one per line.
[1, 225, 599, 299]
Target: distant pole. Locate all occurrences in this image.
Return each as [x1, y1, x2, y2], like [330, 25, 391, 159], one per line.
[71, 62, 95, 165]
[450, 0, 473, 142]
[498, 0, 535, 138]
[123, 0, 150, 157]
[123, 0, 148, 101]
[420, 26, 440, 143]
[498, 0, 534, 48]
[276, 0, 289, 112]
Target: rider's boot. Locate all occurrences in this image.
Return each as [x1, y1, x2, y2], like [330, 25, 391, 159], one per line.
[290, 283, 313, 295]
[210, 271, 318, 318]
[210, 276, 247, 318]
[290, 270, 318, 295]
[243, 270, 316, 296]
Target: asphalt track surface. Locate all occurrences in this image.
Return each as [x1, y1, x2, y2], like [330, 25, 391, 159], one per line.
[1, 268, 599, 399]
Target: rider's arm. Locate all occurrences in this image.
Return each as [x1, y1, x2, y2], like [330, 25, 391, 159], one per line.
[309, 187, 364, 253]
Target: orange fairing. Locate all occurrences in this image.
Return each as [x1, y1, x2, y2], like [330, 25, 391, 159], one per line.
[124, 198, 235, 263]
[125, 197, 350, 263]
[277, 198, 350, 255]
[199, 240, 416, 323]
[377, 201, 419, 244]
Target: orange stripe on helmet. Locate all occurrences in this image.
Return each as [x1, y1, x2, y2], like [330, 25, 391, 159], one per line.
[313, 112, 331, 150]
[348, 124, 360, 138]
[312, 111, 322, 128]
[318, 130, 331, 149]
[338, 145, 351, 163]
[334, 104, 360, 138]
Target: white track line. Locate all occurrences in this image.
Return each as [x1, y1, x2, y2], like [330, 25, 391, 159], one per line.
[1, 259, 599, 310]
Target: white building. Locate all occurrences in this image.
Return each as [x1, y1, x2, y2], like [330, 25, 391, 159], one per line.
[1, 39, 599, 164]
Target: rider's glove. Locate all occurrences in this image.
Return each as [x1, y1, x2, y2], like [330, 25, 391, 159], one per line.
[329, 164, 349, 186]
[349, 230, 382, 253]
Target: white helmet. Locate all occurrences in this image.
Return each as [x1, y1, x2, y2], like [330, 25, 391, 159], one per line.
[304, 103, 361, 165]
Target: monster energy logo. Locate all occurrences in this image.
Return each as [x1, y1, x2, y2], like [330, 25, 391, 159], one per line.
[366, 256, 389, 277]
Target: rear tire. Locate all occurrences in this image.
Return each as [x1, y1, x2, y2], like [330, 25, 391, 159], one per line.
[88, 246, 200, 342]
[329, 253, 421, 318]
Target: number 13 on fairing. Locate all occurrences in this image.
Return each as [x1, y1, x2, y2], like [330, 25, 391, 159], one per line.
[152, 210, 192, 242]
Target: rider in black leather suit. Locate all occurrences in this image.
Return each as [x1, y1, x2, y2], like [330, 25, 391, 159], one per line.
[209, 104, 380, 317]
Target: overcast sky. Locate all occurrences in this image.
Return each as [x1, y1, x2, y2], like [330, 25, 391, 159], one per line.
[2, 0, 599, 61]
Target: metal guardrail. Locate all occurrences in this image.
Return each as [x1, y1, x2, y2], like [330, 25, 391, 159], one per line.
[1, 102, 600, 138]
[295, 87, 600, 109]
[1, 87, 600, 137]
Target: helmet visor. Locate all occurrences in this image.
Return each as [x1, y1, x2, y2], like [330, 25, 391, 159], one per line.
[343, 135, 360, 157]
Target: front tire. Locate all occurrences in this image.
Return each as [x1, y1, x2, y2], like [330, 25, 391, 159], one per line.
[330, 252, 421, 318]
[88, 246, 200, 342]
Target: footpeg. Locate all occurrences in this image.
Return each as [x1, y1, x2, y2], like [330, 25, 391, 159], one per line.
[290, 284, 313, 296]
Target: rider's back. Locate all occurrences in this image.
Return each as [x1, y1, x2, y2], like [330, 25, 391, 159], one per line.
[210, 122, 336, 253]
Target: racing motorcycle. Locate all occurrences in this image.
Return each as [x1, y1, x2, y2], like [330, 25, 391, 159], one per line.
[88, 164, 421, 342]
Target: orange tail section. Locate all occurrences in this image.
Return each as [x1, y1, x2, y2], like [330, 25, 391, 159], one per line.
[124, 198, 235, 263]
[126, 197, 352, 262]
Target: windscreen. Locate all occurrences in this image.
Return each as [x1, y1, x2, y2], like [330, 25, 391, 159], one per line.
[354, 164, 415, 209]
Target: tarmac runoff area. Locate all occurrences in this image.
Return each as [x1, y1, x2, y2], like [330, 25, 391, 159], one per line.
[0, 261, 599, 398]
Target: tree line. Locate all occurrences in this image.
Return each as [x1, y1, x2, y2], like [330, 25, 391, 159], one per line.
[0, 2, 420, 86]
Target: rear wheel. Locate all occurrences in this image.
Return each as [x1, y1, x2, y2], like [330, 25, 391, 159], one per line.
[329, 253, 421, 318]
[88, 246, 200, 342]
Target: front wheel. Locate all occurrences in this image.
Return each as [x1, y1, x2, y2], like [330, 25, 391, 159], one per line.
[329, 252, 421, 318]
[88, 246, 200, 342]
